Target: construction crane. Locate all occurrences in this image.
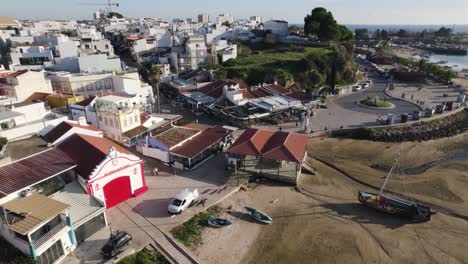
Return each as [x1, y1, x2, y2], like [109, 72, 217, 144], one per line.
[79, 0, 120, 14]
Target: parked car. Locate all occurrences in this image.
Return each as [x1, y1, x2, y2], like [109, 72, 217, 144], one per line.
[352, 85, 362, 91]
[100, 230, 132, 258]
[168, 189, 199, 214]
[359, 82, 370, 88]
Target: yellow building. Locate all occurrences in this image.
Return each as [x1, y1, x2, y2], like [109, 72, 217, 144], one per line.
[47, 93, 84, 108]
[95, 95, 141, 143]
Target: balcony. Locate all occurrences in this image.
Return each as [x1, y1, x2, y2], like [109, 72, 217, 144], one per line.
[31, 216, 68, 250]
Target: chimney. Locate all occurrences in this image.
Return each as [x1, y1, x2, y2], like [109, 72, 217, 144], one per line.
[78, 116, 87, 126]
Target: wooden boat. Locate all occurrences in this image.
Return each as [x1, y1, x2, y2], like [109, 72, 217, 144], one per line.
[358, 159, 432, 222]
[207, 216, 232, 228]
[358, 191, 431, 222]
[244, 207, 272, 224]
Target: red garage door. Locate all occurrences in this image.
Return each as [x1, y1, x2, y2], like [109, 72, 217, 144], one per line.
[103, 176, 132, 209]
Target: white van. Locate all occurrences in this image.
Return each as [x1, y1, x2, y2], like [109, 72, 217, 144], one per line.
[168, 189, 199, 214]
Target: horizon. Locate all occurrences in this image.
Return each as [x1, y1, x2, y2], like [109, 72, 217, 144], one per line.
[2, 0, 468, 25]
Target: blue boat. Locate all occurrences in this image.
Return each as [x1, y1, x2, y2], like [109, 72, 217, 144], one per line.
[244, 207, 273, 224]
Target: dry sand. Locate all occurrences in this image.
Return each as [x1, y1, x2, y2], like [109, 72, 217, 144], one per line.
[192, 134, 468, 264]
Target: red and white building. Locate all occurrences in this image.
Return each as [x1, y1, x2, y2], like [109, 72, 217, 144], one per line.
[44, 121, 148, 209]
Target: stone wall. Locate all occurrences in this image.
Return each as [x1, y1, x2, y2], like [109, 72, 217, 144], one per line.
[332, 108, 468, 142]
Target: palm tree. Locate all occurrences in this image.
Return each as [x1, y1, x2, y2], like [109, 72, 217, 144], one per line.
[147, 64, 162, 114]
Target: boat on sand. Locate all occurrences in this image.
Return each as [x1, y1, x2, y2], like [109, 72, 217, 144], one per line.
[244, 207, 273, 224]
[207, 216, 232, 228]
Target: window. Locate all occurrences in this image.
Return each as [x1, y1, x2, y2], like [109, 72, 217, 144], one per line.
[109, 118, 114, 128]
[19, 48, 23, 53]
[129, 117, 133, 126]
[85, 44, 90, 49]
[37, 240, 64, 264]
[105, 44, 109, 49]
[124, 118, 127, 128]
[134, 114, 139, 123]
[104, 117, 108, 126]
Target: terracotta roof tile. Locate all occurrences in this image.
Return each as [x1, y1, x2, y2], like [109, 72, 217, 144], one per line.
[227, 128, 308, 162]
[171, 127, 230, 158]
[0, 149, 76, 196]
[43, 121, 100, 143]
[57, 134, 133, 178]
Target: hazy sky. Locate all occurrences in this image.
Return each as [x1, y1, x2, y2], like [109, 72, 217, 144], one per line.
[2, 0, 468, 24]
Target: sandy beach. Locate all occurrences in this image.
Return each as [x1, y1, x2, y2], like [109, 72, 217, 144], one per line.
[191, 133, 468, 263]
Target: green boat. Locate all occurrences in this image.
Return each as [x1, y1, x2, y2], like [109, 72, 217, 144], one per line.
[244, 207, 272, 224]
[207, 216, 232, 228]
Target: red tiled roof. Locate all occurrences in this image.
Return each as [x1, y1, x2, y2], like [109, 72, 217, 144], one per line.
[0, 149, 76, 195]
[250, 87, 272, 98]
[197, 80, 229, 99]
[58, 134, 133, 178]
[181, 123, 211, 132]
[240, 89, 258, 99]
[171, 127, 230, 158]
[226, 128, 308, 163]
[44, 121, 101, 143]
[23, 92, 51, 103]
[0, 70, 28, 79]
[265, 84, 290, 94]
[285, 92, 313, 102]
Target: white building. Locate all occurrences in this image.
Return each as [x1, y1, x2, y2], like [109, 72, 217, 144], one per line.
[0, 100, 68, 141]
[212, 40, 237, 62]
[78, 54, 122, 73]
[10, 44, 54, 70]
[78, 38, 114, 56]
[0, 70, 53, 103]
[264, 20, 289, 37]
[217, 14, 234, 25]
[70, 97, 98, 127]
[198, 14, 210, 24]
[48, 71, 153, 111]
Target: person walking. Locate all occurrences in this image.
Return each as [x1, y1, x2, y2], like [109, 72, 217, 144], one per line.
[153, 167, 159, 176]
[172, 167, 176, 175]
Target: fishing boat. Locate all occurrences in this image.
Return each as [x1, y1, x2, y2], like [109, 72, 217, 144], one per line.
[244, 207, 273, 224]
[358, 159, 432, 222]
[207, 216, 232, 228]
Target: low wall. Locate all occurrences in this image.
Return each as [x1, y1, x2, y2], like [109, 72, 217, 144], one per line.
[332, 108, 468, 142]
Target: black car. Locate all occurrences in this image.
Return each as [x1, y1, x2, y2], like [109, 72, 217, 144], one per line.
[100, 230, 132, 258]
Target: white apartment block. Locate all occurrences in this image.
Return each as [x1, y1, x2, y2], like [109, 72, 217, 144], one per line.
[10, 44, 54, 70]
[95, 95, 141, 143]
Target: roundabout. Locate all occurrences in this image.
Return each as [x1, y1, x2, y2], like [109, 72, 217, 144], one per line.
[357, 97, 395, 110]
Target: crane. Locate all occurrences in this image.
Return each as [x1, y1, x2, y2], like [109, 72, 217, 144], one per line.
[79, 0, 120, 14]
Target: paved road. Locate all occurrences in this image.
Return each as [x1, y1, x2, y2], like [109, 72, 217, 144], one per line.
[333, 81, 420, 116]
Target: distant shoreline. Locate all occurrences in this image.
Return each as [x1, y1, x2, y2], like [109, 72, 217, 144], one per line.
[290, 24, 468, 33]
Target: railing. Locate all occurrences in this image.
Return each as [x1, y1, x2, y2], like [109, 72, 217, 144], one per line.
[32, 221, 67, 250]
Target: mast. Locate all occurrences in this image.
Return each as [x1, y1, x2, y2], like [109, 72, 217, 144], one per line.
[378, 163, 394, 198]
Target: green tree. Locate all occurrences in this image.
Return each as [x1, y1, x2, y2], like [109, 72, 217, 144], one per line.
[141, 62, 162, 113]
[304, 7, 352, 41]
[0, 38, 11, 70]
[354, 28, 369, 39]
[435, 27, 453, 38]
[107, 12, 124, 18]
